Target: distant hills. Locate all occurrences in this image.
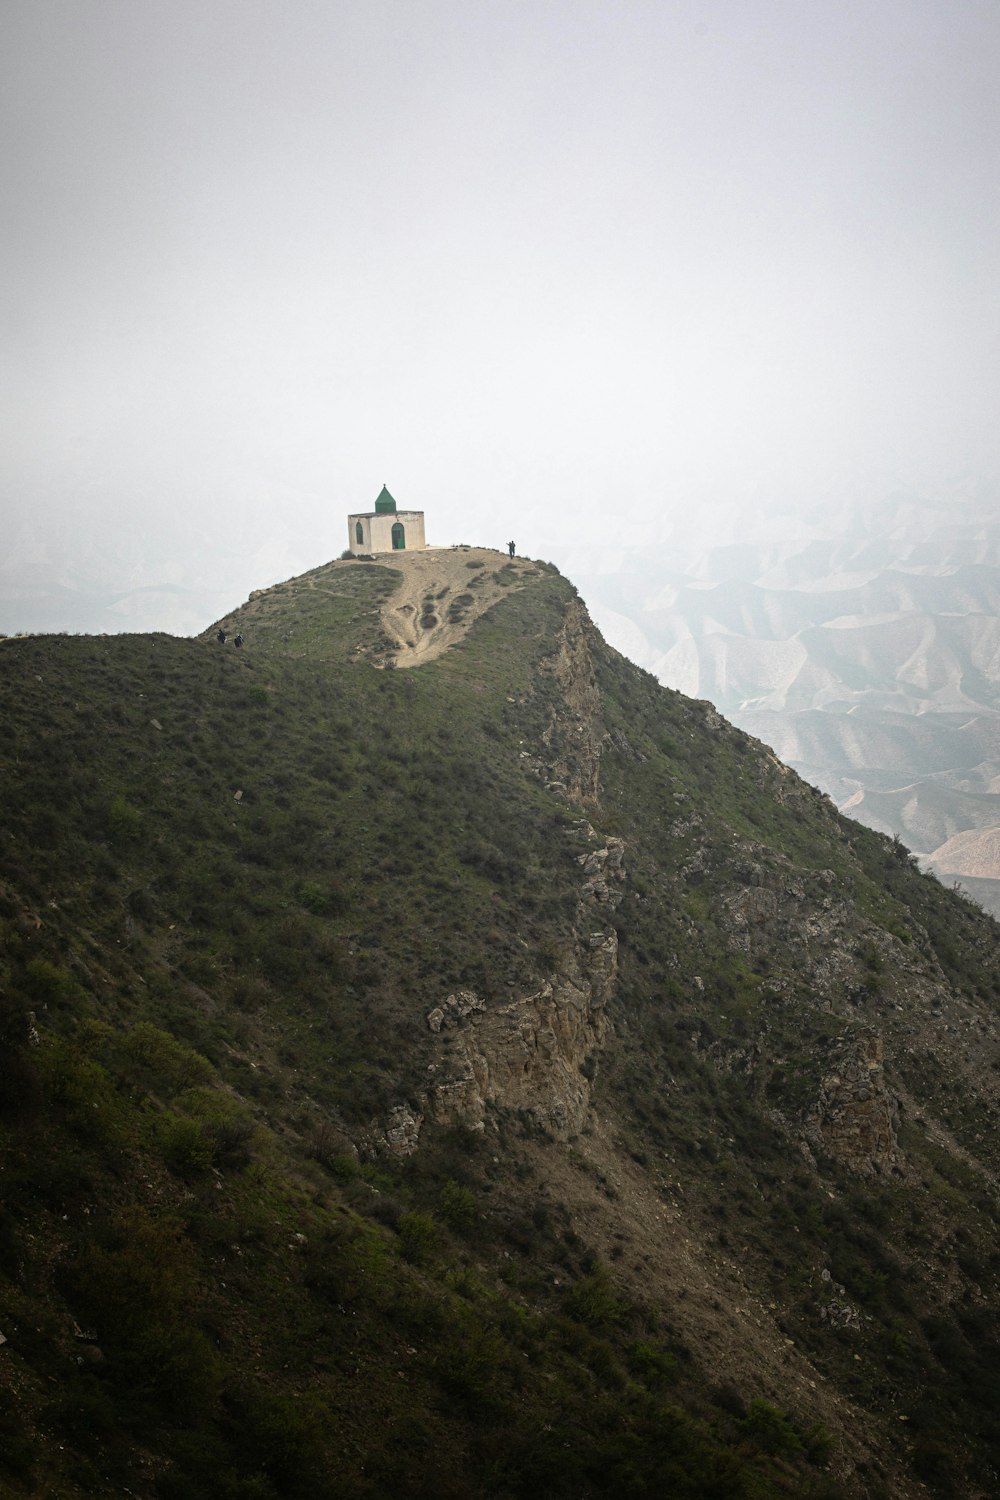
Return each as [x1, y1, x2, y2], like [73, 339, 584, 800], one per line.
[566, 484, 1000, 915]
[0, 498, 322, 637]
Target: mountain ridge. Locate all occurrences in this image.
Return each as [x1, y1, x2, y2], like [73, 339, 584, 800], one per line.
[2, 548, 999, 1498]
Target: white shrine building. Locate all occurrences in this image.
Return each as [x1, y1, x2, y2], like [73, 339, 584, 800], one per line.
[347, 486, 426, 555]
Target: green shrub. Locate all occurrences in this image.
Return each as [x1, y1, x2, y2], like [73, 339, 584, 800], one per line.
[438, 1178, 477, 1234]
[226, 1388, 333, 1497]
[158, 1112, 214, 1175]
[628, 1339, 678, 1389]
[296, 878, 348, 917]
[107, 793, 142, 843]
[738, 1399, 803, 1457]
[432, 1324, 512, 1412]
[120, 1021, 212, 1095]
[563, 1266, 629, 1331]
[67, 1209, 222, 1419]
[171, 1086, 258, 1170]
[397, 1210, 440, 1265]
[38, 1037, 127, 1146]
[23, 958, 88, 1009]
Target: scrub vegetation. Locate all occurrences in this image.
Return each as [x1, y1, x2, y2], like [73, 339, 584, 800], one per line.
[1, 556, 998, 1498]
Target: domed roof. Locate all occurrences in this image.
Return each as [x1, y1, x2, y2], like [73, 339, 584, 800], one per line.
[374, 485, 397, 514]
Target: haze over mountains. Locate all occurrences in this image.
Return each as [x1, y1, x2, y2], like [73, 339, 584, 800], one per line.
[567, 483, 1000, 916]
[0, 492, 321, 639]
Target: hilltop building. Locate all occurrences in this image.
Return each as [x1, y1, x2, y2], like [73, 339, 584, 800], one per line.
[347, 486, 426, 556]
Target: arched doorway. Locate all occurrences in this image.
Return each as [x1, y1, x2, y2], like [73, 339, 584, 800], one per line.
[391, 522, 406, 550]
[355, 521, 364, 546]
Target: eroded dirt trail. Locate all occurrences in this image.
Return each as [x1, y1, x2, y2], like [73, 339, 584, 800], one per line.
[379, 547, 535, 667]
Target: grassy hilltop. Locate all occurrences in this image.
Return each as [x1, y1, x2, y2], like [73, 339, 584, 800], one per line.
[1, 549, 999, 1499]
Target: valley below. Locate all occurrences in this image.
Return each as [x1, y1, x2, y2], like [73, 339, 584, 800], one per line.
[567, 486, 1000, 917]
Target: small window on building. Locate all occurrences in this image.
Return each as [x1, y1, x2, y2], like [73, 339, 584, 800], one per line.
[355, 521, 364, 546]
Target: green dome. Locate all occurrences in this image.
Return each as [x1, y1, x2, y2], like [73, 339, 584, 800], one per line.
[374, 485, 397, 515]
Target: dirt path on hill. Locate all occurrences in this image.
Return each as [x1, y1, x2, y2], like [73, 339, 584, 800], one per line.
[378, 547, 538, 667]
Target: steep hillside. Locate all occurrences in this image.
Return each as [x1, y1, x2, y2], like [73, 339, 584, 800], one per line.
[2, 549, 999, 1499]
[565, 489, 1000, 914]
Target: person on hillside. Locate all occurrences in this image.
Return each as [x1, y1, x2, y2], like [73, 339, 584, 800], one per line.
[508, 540, 516, 557]
[234, 631, 244, 648]
[216, 629, 227, 644]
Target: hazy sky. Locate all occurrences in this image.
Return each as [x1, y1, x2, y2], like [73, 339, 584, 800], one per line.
[3, 0, 1000, 610]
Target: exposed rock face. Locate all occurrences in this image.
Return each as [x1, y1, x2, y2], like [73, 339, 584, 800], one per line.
[422, 948, 615, 1136]
[381, 1103, 424, 1157]
[725, 885, 780, 927]
[425, 990, 486, 1034]
[385, 824, 626, 1149]
[577, 836, 626, 905]
[818, 1296, 862, 1332]
[540, 599, 604, 804]
[807, 1032, 902, 1177]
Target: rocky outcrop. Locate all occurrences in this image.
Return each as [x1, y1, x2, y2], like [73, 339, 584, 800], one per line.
[375, 822, 626, 1153]
[539, 600, 604, 804]
[577, 835, 626, 906]
[381, 1103, 424, 1158]
[806, 1031, 902, 1177]
[422, 949, 615, 1136]
[725, 885, 780, 928]
[425, 990, 486, 1034]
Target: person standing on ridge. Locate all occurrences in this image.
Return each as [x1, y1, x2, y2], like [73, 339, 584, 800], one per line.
[508, 540, 515, 558]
